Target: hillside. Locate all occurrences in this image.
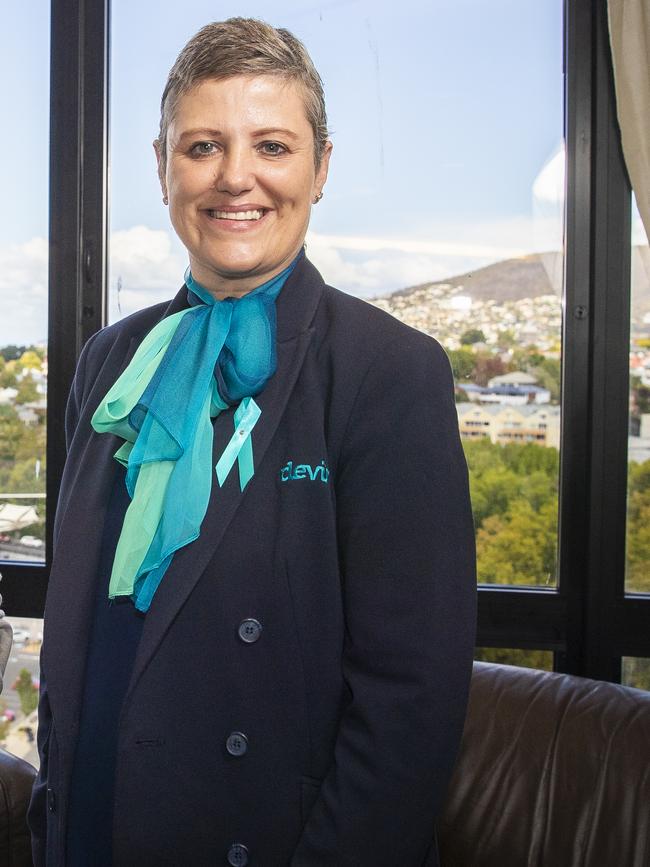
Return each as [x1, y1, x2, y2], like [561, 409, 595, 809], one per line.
[388, 248, 650, 325]
[390, 253, 559, 303]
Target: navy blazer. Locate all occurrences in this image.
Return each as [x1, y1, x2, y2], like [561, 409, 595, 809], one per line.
[28, 256, 477, 866]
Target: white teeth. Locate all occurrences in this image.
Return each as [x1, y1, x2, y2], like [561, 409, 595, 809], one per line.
[210, 209, 264, 220]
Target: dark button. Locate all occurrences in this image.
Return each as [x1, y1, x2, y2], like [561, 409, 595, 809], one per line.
[238, 618, 262, 643]
[227, 842, 249, 866]
[226, 731, 248, 757]
[47, 787, 56, 813]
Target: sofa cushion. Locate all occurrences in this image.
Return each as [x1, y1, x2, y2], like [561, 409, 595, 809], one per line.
[439, 661, 650, 867]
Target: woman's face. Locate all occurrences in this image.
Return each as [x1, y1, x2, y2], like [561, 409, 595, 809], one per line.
[157, 75, 331, 297]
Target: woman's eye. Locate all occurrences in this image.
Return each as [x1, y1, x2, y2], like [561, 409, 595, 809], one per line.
[259, 141, 287, 156]
[190, 142, 217, 157]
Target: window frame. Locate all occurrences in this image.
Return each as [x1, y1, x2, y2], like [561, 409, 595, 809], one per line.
[0, 0, 108, 615]
[4, 0, 649, 684]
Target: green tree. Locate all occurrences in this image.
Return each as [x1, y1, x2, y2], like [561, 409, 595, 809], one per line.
[18, 350, 43, 370]
[0, 345, 27, 362]
[500, 442, 559, 477]
[626, 460, 650, 593]
[446, 347, 475, 382]
[12, 669, 38, 716]
[7, 458, 46, 498]
[529, 357, 562, 402]
[0, 406, 24, 462]
[15, 377, 39, 404]
[622, 657, 650, 691]
[476, 497, 558, 586]
[463, 438, 509, 483]
[511, 347, 545, 369]
[495, 329, 516, 350]
[475, 647, 553, 671]
[460, 328, 487, 346]
[0, 363, 17, 389]
[469, 467, 521, 527]
[461, 439, 560, 587]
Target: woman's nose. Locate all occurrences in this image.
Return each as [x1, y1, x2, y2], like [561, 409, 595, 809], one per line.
[215, 146, 254, 195]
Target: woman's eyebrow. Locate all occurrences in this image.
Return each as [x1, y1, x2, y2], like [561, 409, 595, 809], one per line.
[176, 128, 223, 140]
[251, 127, 299, 140]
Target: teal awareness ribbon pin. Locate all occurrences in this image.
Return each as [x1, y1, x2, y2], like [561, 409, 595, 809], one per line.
[215, 396, 262, 491]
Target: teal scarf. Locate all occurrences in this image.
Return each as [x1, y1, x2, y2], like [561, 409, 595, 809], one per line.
[91, 255, 299, 612]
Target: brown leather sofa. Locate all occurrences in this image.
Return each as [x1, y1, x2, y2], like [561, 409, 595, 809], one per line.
[0, 747, 36, 867]
[439, 662, 650, 867]
[1, 663, 649, 866]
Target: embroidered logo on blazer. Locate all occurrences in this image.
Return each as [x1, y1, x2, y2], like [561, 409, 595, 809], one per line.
[280, 460, 330, 483]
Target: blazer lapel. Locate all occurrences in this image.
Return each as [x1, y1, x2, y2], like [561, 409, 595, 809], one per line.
[125, 255, 325, 701]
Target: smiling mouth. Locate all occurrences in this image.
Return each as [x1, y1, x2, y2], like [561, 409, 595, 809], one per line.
[206, 209, 267, 221]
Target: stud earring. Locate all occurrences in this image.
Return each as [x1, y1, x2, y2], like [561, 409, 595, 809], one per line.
[163, 195, 169, 205]
[313, 192, 323, 204]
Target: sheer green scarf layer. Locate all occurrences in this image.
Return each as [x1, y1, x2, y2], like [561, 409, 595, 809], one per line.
[91, 257, 298, 612]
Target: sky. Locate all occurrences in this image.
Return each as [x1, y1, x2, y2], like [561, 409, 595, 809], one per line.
[0, 0, 578, 345]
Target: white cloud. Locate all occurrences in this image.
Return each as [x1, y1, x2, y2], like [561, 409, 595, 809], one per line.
[108, 225, 187, 319]
[0, 237, 48, 346]
[2, 214, 570, 346]
[306, 230, 527, 260]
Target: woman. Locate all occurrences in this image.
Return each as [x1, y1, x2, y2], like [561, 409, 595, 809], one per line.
[29, 18, 476, 867]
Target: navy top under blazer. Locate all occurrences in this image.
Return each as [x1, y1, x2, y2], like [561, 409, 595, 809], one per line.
[28, 256, 477, 867]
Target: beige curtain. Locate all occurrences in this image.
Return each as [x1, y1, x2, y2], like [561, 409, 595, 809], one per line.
[607, 0, 650, 241]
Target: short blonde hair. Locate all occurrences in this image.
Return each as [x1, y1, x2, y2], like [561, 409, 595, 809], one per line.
[156, 17, 329, 173]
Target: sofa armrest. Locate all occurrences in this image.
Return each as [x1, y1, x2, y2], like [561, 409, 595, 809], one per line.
[0, 748, 37, 867]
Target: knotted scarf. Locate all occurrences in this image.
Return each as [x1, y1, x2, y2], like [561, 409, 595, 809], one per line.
[91, 254, 300, 612]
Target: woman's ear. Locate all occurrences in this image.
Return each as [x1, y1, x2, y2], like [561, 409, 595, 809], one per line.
[153, 139, 168, 202]
[314, 140, 333, 200]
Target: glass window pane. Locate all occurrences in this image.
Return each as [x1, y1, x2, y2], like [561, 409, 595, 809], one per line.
[1, 615, 41, 766]
[109, 1, 564, 588]
[474, 647, 554, 671]
[0, 4, 49, 566]
[626, 196, 650, 594]
[621, 656, 650, 692]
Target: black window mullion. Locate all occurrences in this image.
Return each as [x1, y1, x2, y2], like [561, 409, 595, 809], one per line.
[1, 0, 108, 617]
[477, 590, 566, 653]
[555, 0, 594, 675]
[583, 0, 632, 682]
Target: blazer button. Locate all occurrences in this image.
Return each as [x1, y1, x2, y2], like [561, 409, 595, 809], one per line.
[226, 731, 248, 757]
[227, 842, 249, 865]
[238, 618, 262, 643]
[47, 787, 56, 813]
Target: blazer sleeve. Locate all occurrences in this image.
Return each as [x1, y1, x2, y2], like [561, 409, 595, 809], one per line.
[27, 657, 51, 866]
[28, 334, 95, 863]
[290, 333, 477, 866]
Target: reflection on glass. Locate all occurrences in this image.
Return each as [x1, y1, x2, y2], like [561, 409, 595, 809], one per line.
[626, 196, 650, 594]
[109, 0, 564, 587]
[0, 615, 42, 768]
[621, 656, 650, 692]
[0, 4, 49, 565]
[474, 647, 554, 672]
